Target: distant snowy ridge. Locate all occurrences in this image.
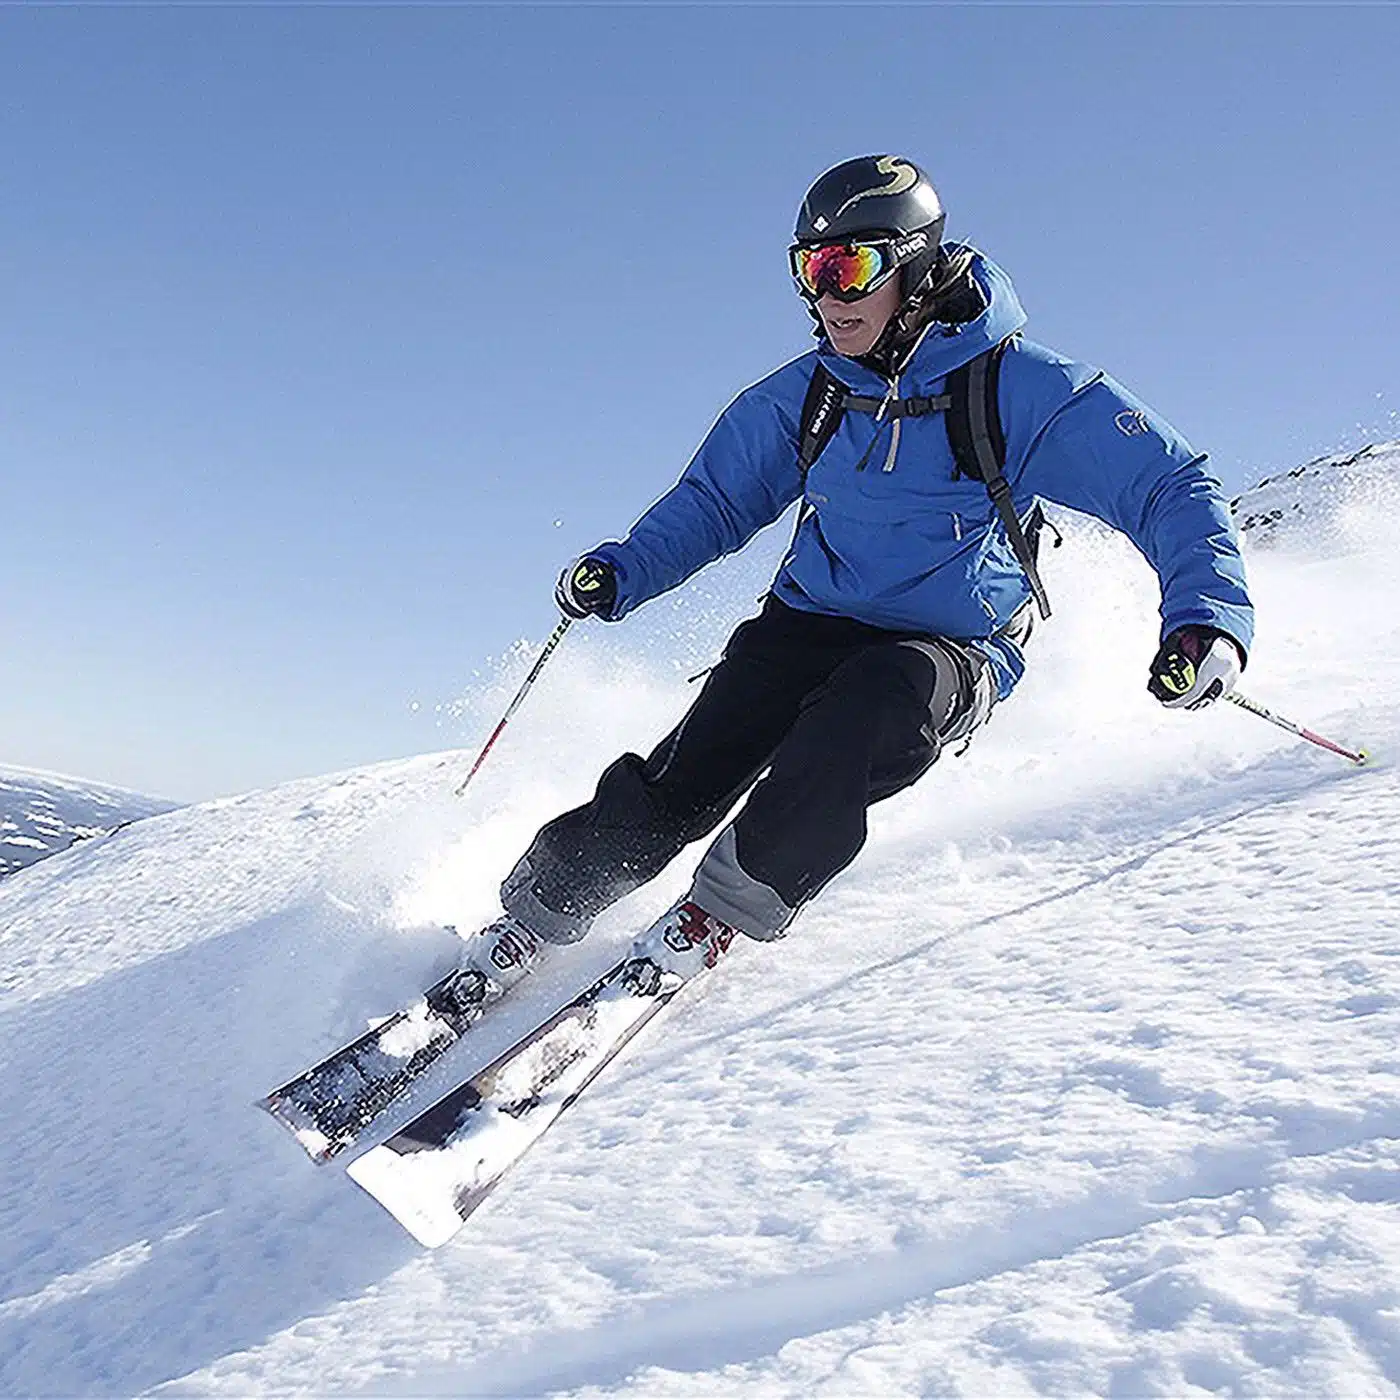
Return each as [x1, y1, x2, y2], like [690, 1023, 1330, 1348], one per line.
[0, 765, 177, 879]
[1230, 438, 1400, 550]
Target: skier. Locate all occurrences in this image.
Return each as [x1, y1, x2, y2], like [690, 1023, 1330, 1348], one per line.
[461, 154, 1253, 993]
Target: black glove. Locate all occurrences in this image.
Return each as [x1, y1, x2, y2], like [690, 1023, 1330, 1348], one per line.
[555, 555, 619, 620]
[1148, 625, 1244, 710]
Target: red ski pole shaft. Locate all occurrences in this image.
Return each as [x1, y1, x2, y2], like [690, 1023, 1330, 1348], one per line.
[455, 615, 574, 798]
[1225, 691, 1368, 765]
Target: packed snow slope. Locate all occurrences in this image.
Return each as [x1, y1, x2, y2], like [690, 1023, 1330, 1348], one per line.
[0, 765, 175, 879]
[1, 443, 1398, 1398]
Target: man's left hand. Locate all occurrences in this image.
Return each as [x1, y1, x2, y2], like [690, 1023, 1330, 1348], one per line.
[1148, 626, 1244, 710]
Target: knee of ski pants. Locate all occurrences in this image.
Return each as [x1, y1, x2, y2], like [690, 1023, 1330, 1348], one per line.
[505, 753, 728, 945]
[801, 644, 946, 797]
[848, 638, 995, 801]
[897, 637, 995, 748]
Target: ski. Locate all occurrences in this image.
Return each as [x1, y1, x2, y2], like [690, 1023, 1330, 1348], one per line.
[261, 962, 499, 1163]
[346, 901, 735, 1247]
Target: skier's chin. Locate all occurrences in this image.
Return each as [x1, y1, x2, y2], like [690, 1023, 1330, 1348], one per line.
[826, 320, 878, 356]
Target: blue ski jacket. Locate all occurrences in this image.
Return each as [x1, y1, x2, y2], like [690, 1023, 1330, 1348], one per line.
[591, 250, 1253, 699]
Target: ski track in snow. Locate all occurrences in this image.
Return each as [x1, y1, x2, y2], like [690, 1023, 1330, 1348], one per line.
[1, 445, 1398, 1397]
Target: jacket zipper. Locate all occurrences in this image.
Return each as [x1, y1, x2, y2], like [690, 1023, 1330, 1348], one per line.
[882, 413, 902, 472]
[855, 321, 934, 475]
[880, 372, 900, 472]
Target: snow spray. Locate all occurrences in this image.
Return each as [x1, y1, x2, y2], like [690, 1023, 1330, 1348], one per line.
[455, 615, 574, 798]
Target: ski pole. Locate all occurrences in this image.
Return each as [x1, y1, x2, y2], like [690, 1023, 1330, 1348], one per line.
[455, 615, 573, 798]
[1225, 691, 1368, 766]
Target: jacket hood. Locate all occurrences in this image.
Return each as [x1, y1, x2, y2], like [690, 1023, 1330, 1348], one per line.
[816, 246, 1027, 390]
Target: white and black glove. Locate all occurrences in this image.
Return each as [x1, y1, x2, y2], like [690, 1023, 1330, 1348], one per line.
[1148, 625, 1244, 710]
[555, 555, 619, 620]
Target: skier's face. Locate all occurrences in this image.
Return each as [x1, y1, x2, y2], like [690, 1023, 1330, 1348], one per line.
[816, 275, 902, 357]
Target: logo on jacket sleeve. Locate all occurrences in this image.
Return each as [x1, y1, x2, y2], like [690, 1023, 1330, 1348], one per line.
[1115, 408, 1151, 437]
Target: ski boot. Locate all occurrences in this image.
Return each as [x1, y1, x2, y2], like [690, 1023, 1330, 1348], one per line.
[622, 899, 739, 995]
[430, 914, 548, 1024]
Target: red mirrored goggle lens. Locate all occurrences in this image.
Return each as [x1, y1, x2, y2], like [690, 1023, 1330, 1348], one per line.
[790, 241, 896, 301]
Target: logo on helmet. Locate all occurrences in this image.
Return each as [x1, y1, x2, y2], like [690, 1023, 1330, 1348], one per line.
[832, 156, 920, 222]
[1115, 409, 1151, 437]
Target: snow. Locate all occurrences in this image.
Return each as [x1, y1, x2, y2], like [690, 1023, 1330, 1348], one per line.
[375, 1000, 455, 1060]
[0, 442, 1398, 1396]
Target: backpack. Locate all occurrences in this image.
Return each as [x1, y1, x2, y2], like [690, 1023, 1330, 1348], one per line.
[795, 336, 1053, 619]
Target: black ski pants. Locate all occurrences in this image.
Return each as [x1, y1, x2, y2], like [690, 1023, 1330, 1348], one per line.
[516, 595, 988, 928]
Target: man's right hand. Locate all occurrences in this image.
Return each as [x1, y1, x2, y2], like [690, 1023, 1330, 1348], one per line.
[555, 555, 619, 620]
[1148, 625, 1243, 710]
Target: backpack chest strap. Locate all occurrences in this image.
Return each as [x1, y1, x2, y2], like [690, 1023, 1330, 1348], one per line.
[796, 361, 956, 472]
[843, 392, 954, 419]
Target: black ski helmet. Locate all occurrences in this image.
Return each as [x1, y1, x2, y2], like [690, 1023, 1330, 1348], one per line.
[792, 155, 946, 304]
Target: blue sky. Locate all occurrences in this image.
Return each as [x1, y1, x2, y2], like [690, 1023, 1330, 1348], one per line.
[2, 3, 1396, 801]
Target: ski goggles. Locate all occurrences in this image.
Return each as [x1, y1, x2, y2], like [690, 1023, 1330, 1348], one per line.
[788, 230, 929, 303]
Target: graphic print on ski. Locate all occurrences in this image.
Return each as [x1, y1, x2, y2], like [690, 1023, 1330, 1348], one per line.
[347, 901, 737, 1248]
[261, 959, 508, 1163]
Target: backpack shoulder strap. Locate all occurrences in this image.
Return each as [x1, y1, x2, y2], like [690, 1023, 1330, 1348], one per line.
[946, 340, 1008, 485]
[796, 360, 851, 474]
[946, 338, 1053, 620]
